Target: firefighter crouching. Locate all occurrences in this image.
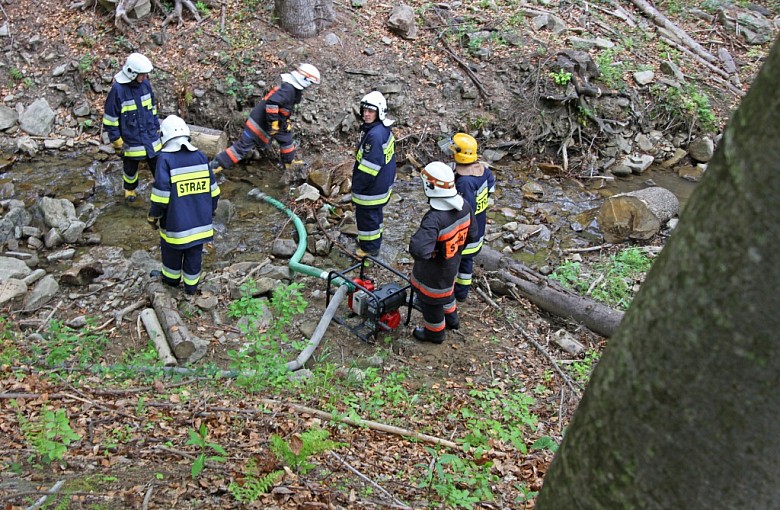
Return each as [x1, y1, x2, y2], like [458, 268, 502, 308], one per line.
[102, 52, 162, 202]
[211, 64, 321, 181]
[447, 133, 496, 302]
[352, 91, 396, 258]
[148, 116, 220, 295]
[409, 162, 478, 344]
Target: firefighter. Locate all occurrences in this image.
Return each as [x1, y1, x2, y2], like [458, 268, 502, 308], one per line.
[446, 133, 496, 302]
[148, 116, 220, 295]
[211, 63, 321, 180]
[352, 91, 396, 258]
[409, 162, 478, 344]
[102, 52, 162, 202]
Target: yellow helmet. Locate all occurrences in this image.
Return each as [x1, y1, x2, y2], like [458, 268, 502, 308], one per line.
[451, 133, 478, 164]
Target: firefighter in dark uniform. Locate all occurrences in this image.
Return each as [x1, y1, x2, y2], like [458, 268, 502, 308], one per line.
[102, 53, 162, 202]
[148, 116, 220, 295]
[352, 91, 396, 257]
[446, 133, 496, 302]
[409, 162, 478, 344]
[211, 64, 321, 179]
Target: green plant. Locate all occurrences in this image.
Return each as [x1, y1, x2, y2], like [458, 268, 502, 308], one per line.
[195, 0, 210, 14]
[9, 67, 23, 81]
[269, 427, 343, 474]
[185, 423, 227, 478]
[35, 320, 108, 368]
[595, 48, 624, 89]
[419, 447, 498, 509]
[227, 282, 308, 390]
[531, 435, 559, 452]
[549, 260, 581, 288]
[19, 407, 81, 463]
[549, 69, 572, 86]
[228, 458, 284, 503]
[568, 349, 600, 384]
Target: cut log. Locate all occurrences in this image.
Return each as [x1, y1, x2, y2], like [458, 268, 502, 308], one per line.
[146, 282, 198, 361]
[140, 308, 177, 367]
[188, 125, 228, 159]
[597, 187, 679, 243]
[475, 247, 624, 337]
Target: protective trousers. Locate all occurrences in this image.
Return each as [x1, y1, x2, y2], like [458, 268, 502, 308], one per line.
[417, 294, 459, 343]
[160, 243, 203, 294]
[355, 205, 384, 256]
[123, 156, 157, 191]
[454, 254, 474, 301]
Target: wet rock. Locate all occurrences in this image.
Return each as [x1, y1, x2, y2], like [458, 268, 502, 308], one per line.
[24, 274, 59, 311]
[271, 239, 298, 258]
[688, 136, 714, 163]
[22, 268, 46, 286]
[47, 248, 76, 262]
[633, 70, 655, 85]
[43, 228, 64, 248]
[678, 164, 706, 182]
[0, 106, 18, 131]
[17, 136, 38, 156]
[20, 98, 55, 137]
[661, 148, 687, 168]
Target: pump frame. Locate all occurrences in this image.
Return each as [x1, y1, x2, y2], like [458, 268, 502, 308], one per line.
[326, 255, 414, 342]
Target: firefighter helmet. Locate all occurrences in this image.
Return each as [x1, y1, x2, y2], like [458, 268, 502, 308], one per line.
[360, 91, 387, 121]
[116, 53, 153, 84]
[421, 161, 463, 210]
[160, 115, 196, 152]
[450, 133, 478, 164]
[282, 63, 321, 90]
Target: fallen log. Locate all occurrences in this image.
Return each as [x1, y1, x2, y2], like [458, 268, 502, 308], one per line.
[146, 282, 200, 361]
[140, 308, 177, 367]
[188, 125, 228, 159]
[597, 187, 679, 243]
[475, 247, 624, 337]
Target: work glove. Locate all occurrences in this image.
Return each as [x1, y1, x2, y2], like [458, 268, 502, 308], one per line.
[210, 160, 224, 175]
[112, 137, 124, 151]
[146, 216, 159, 230]
[269, 120, 280, 136]
[286, 121, 293, 132]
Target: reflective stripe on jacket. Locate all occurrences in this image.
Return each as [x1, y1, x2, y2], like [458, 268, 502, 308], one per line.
[149, 148, 220, 249]
[409, 202, 478, 302]
[454, 162, 496, 256]
[103, 79, 161, 159]
[352, 121, 396, 207]
[263, 82, 302, 132]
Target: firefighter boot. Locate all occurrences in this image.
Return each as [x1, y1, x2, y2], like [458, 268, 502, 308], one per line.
[283, 159, 310, 184]
[413, 327, 445, 344]
[124, 189, 137, 202]
[445, 310, 460, 331]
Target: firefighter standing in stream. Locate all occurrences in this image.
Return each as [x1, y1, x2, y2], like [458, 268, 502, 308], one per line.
[210, 64, 321, 180]
[352, 91, 396, 258]
[409, 162, 478, 344]
[446, 133, 496, 302]
[102, 52, 162, 202]
[148, 115, 220, 296]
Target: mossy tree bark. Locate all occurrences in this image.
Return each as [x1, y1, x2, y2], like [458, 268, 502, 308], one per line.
[274, 0, 334, 38]
[536, 38, 780, 509]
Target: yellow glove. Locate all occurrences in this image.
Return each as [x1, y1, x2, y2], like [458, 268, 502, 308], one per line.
[286, 121, 293, 132]
[269, 120, 280, 135]
[146, 216, 159, 230]
[112, 137, 124, 150]
[210, 161, 224, 174]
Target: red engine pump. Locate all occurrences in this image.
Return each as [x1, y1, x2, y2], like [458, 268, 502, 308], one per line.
[348, 278, 404, 331]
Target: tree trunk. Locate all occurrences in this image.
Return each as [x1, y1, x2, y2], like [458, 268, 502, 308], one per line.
[274, 0, 334, 38]
[536, 38, 780, 510]
[476, 247, 624, 338]
[597, 187, 679, 243]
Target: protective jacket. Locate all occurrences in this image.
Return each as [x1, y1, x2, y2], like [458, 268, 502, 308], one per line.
[453, 162, 496, 256]
[215, 82, 302, 168]
[352, 120, 396, 208]
[103, 79, 161, 159]
[409, 202, 478, 302]
[149, 148, 220, 249]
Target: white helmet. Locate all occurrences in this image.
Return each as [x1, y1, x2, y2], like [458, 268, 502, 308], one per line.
[421, 161, 464, 210]
[282, 63, 321, 90]
[160, 115, 196, 152]
[115, 53, 153, 84]
[360, 91, 395, 126]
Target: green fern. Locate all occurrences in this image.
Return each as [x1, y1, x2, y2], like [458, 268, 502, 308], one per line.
[228, 465, 284, 503]
[269, 428, 343, 474]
